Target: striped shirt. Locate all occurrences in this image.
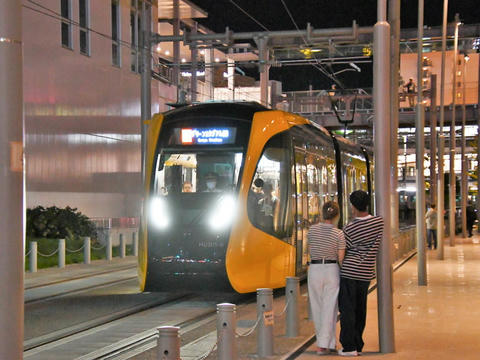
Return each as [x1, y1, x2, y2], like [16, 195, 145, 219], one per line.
[307, 223, 346, 261]
[340, 215, 384, 281]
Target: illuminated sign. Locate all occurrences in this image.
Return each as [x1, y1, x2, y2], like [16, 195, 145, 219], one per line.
[177, 127, 236, 145]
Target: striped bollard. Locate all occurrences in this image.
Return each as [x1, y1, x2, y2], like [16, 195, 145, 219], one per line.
[286, 277, 300, 337]
[157, 326, 180, 360]
[58, 239, 65, 268]
[257, 288, 274, 357]
[30, 241, 37, 273]
[83, 237, 91, 264]
[217, 303, 237, 360]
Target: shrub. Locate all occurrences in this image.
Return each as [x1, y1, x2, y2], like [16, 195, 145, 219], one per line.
[26, 206, 97, 240]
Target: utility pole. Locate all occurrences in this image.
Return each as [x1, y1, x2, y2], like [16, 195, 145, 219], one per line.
[0, 1, 24, 358]
[140, 1, 152, 184]
[449, 14, 461, 247]
[430, 74, 438, 207]
[389, 0, 401, 236]
[374, 0, 395, 352]
[460, 54, 468, 238]
[437, 0, 448, 260]
[173, 0, 181, 101]
[416, 0, 427, 286]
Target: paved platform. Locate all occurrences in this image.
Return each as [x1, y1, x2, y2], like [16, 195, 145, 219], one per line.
[295, 235, 480, 359]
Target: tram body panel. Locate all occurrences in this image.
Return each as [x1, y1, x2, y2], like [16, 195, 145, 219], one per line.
[139, 113, 164, 291]
[226, 110, 308, 293]
[139, 103, 373, 293]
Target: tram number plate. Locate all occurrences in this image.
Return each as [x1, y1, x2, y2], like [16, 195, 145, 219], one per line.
[263, 311, 274, 326]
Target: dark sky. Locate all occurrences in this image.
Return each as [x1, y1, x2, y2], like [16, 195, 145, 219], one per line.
[188, 0, 480, 91]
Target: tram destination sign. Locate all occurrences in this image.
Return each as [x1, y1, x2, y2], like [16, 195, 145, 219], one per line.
[176, 127, 236, 145]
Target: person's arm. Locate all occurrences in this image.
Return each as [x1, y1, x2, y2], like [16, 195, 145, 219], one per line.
[338, 231, 346, 265]
[338, 249, 345, 265]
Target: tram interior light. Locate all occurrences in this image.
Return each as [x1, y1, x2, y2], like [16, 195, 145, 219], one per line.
[150, 197, 169, 229]
[209, 194, 236, 230]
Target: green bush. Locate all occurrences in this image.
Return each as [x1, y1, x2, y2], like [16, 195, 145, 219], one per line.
[26, 206, 97, 239]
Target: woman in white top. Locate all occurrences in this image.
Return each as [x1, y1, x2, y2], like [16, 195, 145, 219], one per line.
[307, 201, 346, 355]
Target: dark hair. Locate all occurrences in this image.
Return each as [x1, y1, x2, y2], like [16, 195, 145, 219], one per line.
[254, 178, 264, 188]
[322, 201, 339, 220]
[430, 203, 436, 209]
[350, 190, 370, 212]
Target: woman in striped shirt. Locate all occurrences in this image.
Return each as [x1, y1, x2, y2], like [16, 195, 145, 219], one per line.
[307, 201, 346, 355]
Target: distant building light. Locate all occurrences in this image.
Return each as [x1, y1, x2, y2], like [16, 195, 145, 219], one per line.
[214, 57, 220, 62]
[200, 50, 205, 55]
[473, 38, 480, 50]
[156, 46, 161, 52]
[181, 71, 205, 77]
[181, 58, 186, 63]
[165, 50, 170, 56]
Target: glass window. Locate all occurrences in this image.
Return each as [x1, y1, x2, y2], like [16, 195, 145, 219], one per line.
[247, 133, 293, 242]
[306, 155, 320, 225]
[61, 0, 72, 49]
[341, 152, 368, 223]
[112, 0, 121, 66]
[154, 152, 243, 195]
[79, 0, 90, 55]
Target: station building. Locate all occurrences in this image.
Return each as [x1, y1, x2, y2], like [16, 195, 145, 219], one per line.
[22, 0, 479, 226]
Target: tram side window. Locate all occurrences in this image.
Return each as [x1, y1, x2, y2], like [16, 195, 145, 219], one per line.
[341, 155, 368, 223]
[248, 133, 293, 242]
[306, 156, 321, 225]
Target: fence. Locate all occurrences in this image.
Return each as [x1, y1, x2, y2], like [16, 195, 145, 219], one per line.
[25, 232, 138, 273]
[393, 225, 417, 262]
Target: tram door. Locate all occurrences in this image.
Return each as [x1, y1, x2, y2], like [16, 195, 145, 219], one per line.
[294, 148, 309, 275]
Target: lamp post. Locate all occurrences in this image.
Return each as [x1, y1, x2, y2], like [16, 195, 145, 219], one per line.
[374, 0, 395, 352]
[437, 0, 448, 260]
[449, 14, 461, 247]
[415, 0, 427, 286]
[461, 53, 469, 238]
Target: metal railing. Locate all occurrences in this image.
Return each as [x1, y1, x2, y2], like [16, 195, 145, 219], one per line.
[25, 232, 138, 273]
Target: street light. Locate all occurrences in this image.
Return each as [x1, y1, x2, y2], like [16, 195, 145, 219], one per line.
[449, 14, 461, 247]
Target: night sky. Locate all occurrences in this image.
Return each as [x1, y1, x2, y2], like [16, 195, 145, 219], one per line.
[188, 0, 480, 91]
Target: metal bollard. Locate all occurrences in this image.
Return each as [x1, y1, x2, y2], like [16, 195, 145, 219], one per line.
[58, 239, 65, 268]
[83, 237, 91, 264]
[30, 241, 37, 273]
[257, 288, 274, 357]
[286, 277, 300, 337]
[106, 233, 112, 261]
[157, 326, 180, 360]
[217, 303, 237, 360]
[119, 233, 126, 258]
[132, 231, 138, 256]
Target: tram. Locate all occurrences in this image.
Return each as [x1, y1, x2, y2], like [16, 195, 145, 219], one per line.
[138, 102, 372, 293]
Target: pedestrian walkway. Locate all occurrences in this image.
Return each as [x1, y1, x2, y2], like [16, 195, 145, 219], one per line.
[296, 235, 480, 359]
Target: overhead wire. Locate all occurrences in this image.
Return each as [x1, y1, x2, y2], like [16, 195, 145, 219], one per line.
[279, 0, 344, 88]
[228, 0, 270, 31]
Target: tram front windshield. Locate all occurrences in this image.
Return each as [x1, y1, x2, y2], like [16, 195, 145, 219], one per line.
[154, 151, 243, 195]
[150, 150, 244, 230]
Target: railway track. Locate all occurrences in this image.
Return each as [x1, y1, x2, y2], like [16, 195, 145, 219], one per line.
[24, 292, 250, 360]
[24, 262, 252, 359]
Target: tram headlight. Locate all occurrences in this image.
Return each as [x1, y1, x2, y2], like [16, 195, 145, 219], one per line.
[150, 197, 169, 229]
[209, 194, 236, 231]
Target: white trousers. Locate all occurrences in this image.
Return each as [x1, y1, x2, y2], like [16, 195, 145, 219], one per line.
[308, 263, 340, 349]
